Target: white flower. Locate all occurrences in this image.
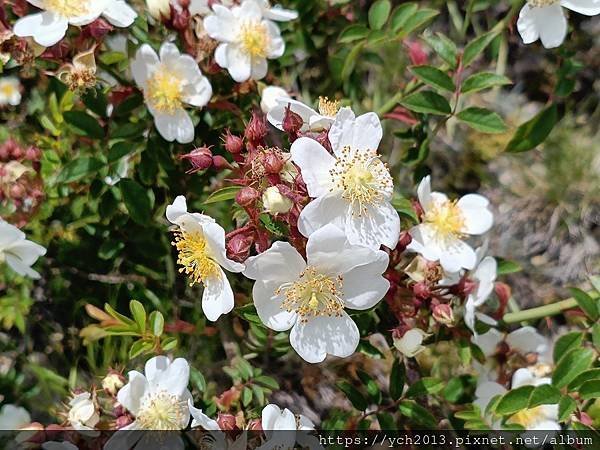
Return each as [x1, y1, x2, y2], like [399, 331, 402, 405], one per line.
[393, 328, 429, 357]
[0, 77, 22, 106]
[13, 0, 137, 47]
[407, 176, 493, 273]
[262, 186, 293, 215]
[257, 404, 318, 450]
[290, 108, 400, 250]
[243, 224, 390, 363]
[67, 392, 99, 431]
[0, 221, 46, 279]
[166, 196, 244, 321]
[260, 85, 290, 113]
[256, 0, 298, 22]
[464, 245, 498, 333]
[116, 356, 192, 430]
[131, 43, 213, 144]
[188, 400, 247, 450]
[146, 0, 171, 19]
[189, 0, 235, 16]
[203, 0, 286, 82]
[268, 96, 342, 132]
[517, 0, 600, 49]
[0, 404, 31, 430]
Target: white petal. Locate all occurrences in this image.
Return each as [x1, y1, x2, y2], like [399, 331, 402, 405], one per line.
[102, 1, 137, 27]
[297, 193, 347, 238]
[506, 326, 548, 355]
[7, 240, 46, 265]
[144, 355, 170, 384]
[263, 6, 298, 21]
[538, 4, 568, 48]
[344, 201, 401, 250]
[225, 45, 252, 82]
[289, 313, 360, 363]
[329, 110, 382, 156]
[416, 175, 433, 211]
[290, 137, 336, 198]
[157, 358, 191, 397]
[471, 328, 503, 356]
[188, 400, 220, 430]
[517, 5, 541, 44]
[250, 57, 269, 80]
[342, 252, 389, 310]
[457, 194, 493, 235]
[238, 0, 263, 20]
[473, 256, 497, 291]
[166, 196, 188, 224]
[327, 107, 356, 155]
[153, 109, 195, 144]
[511, 368, 536, 388]
[13, 12, 68, 47]
[268, 98, 318, 131]
[5, 254, 40, 279]
[261, 404, 283, 433]
[439, 239, 477, 272]
[183, 75, 213, 108]
[214, 43, 229, 68]
[0, 221, 24, 248]
[131, 44, 159, 89]
[203, 6, 238, 42]
[243, 241, 306, 282]
[117, 371, 149, 415]
[201, 222, 244, 273]
[189, 0, 210, 16]
[406, 224, 443, 261]
[561, 0, 600, 15]
[202, 267, 234, 321]
[252, 280, 297, 331]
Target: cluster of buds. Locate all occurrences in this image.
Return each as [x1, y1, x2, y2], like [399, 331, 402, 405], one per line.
[0, 139, 44, 226]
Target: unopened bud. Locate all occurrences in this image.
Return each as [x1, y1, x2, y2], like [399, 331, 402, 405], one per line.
[396, 230, 412, 252]
[247, 418, 262, 431]
[226, 232, 253, 262]
[263, 151, 283, 174]
[236, 186, 260, 207]
[244, 112, 268, 146]
[146, 0, 171, 20]
[412, 281, 430, 299]
[102, 371, 125, 396]
[432, 303, 454, 326]
[282, 105, 303, 135]
[115, 414, 133, 429]
[262, 186, 293, 215]
[222, 129, 244, 154]
[393, 328, 429, 358]
[216, 413, 237, 431]
[212, 155, 233, 170]
[179, 146, 213, 173]
[24, 146, 41, 162]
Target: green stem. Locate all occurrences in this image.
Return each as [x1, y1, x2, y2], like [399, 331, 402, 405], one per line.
[503, 299, 578, 324]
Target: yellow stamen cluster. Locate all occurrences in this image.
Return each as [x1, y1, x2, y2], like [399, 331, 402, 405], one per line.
[330, 146, 393, 215]
[508, 406, 546, 428]
[528, 0, 559, 6]
[136, 391, 187, 430]
[318, 96, 341, 117]
[146, 67, 184, 114]
[423, 199, 465, 241]
[172, 229, 220, 286]
[277, 266, 344, 323]
[61, 69, 96, 92]
[239, 21, 270, 58]
[44, 0, 89, 17]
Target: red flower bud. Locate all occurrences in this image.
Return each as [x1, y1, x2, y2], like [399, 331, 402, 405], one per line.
[282, 105, 303, 136]
[179, 146, 213, 173]
[24, 146, 41, 162]
[222, 129, 244, 154]
[396, 230, 412, 252]
[216, 414, 237, 431]
[226, 232, 254, 262]
[412, 281, 430, 299]
[432, 303, 454, 326]
[247, 419, 262, 431]
[314, 130, 332, 152]
[86, 18, 114, 40]
[405, 40, 428, 66]
[263, 151, 283, 174]
[212, 155, 233, 170]
[115, 415, 133, 429]
[235, 186, 260, 207]
[244, 112, 268, 146]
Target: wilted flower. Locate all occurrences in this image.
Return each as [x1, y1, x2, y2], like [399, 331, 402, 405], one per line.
[262, 186, 292, 215]
[394, 328, 429, 357]
[67, 392, 99, 431]
[0, 220, 46, 279]
[13, 0, 137, 47]
[56, 47, 97, 92]
[102, 371, 125, 396]
[243, 224, 390, 363]
[131, 42, 213, 143]
[0, 77, 21, 106]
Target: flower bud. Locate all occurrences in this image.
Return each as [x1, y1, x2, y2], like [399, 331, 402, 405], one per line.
[396, 230, 412, 252]
[412, 281, 430, 299]
[216, 413, 237, 431]
[244, 112, 268, 146]
[282, 105, 303, 135]
[212, 155, 233, 170]
[235, 186, 260, 207]
[24, 146, 41, 162]
[263, 151, 283, 174]
[393, 328, 429, 358]
[222, 129, 244, 154]
[262, 186, 293, 215]
[115, 414, 133, 429]
[147, 0, 171, 19]
[432, 303, 454, 326]
[179, 146, 213, 173]
[226, 232, 253, 262]
[102, 371, 125, 396]
[247, 418, 262, 431]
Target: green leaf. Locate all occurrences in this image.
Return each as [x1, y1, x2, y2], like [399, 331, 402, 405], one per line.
[119, 178, 152, 224]
[461, 72, 512, 94]
[410, 65, 455, 92]
[568, 369, 600, 391]
[422, 32, 458, 68]
[241, 386, 253, 407]
[108, 141, 135, 163]
[553, 331, 584, 363]
[204, 186, 242, 204]
[456, 107, 507, 134]
[190, 368, 206, 392]
[569, 288, 599, 321]
[358, 370, 382, 405]
[338, 24, 369, 43]
[129, 300, 146, 333]
[579, 380, 600, 400]
[496, 258, 522, 275]
[148, 311, 164, 336]
[495, 386, 535, 416]
[251, 384, 266, 405]
[377, 412, 396, 429]
[462, 26, 502, 67]
[405, 377, 445, 397]
[129, 339, 153, 359]
[593, 323, 600, 351]
[104, 303, 136, 326]
[336, 380, 368, 411]
[254, 375, 279, 391]
[390, 3, 418, 33]
[400, 91, 451, 115]
[505, 103, 559, 153]
[368, 0, 392, 30]
[557, 396, 577, 422]
[63, 110, 105, 139]
[398, 8, 438, 37]
[528, 384, 561, 408]
[161, 336, 177, 351]
[398, 400, 437, 428]
[389, 359, 405, 400]
[57, 157, 103, 183]
[342, 42, 365, 81]
[552, 348, 595, 389]
[391, 194, 418, 222]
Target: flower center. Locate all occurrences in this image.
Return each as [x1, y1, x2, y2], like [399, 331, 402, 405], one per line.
[330, 147, 393, 215]
[318, 96, 341, 117]
[508, 406, 546, 428]
[145, 66, 184, 114]
[527, 0, 559, 7]
[44, 0, 89, 17]
[423, 199, 465, 240]
[172, 229, 220, 286]
[277, 266, 344, 323]
[0, 83, 16, 97]
[136, 391, 188, 430]
[239, 22, 270, 58]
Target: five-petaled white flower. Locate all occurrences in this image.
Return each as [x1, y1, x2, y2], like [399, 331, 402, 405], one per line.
[203, 0, 286, 82]
[166, 196, 244, 321]
[407, 175, 493, 273]
[464, 245, 498, 333]
[268, 96, 342, 132]
[290, 108, 400, 250]
[131, 43, 213, 144]
[0, 220, 46, 279]
[67, 392, 99, 431]
[518, 0, 600, 49]
[13, 0, 137, 48]
[0, 77, 22, 107]
[243, 224, 390, 363]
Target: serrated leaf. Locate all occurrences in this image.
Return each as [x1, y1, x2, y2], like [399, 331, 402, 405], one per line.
[203, 186, 241, 204]
[338, 25, 369, 43]
[63, 110, 105, 139]
[461, 72, 512, 94]
[129, 300, 146, 333]
[119, 178, 152, 224]
[57, 157, 104, 183]
[505, 104, 559, 153]
[337, 380, 368, 411]
[390, 3, 418, 33]
[558, 396, 576, 422]
[457, 107, 507, 134]
[400, 90, 451, 115]
[368, 0, 392, 30]
[552, 348, 595, 389]
[410, 65, 455, 92]
[495, 386, 534, 416]
[462, 25, 502, 67]
[553, 331, 584, 363]
[148, 311, 164, 336]
[569, 288, 599, 321]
